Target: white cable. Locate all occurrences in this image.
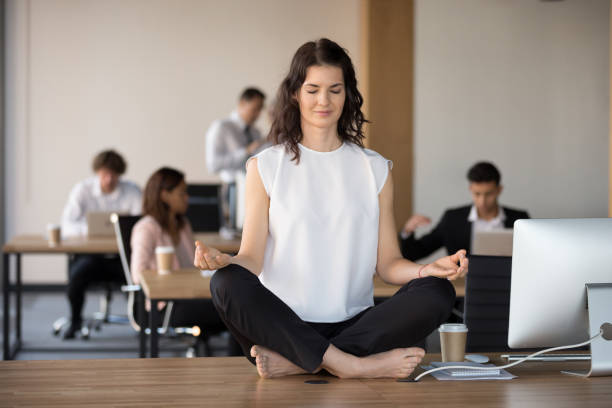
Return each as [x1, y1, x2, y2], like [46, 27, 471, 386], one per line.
[413, 329, 604, 382]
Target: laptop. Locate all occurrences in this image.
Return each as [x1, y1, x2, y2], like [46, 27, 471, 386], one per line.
[472, 229, 513, 256]
[86, 211, 116, 238]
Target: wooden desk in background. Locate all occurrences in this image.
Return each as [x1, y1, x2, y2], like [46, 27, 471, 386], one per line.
[1, 354, 609, 407]
[139, 268, 465, 358]
[1, 233, 241, 360]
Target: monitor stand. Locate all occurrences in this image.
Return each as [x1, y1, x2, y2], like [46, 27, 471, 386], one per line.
[562, 283, 612, 377]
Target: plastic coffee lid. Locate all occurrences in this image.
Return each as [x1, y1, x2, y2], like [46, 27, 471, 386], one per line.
[438, 323, 468, 333]
[47, 223, 60, 229]
[155, 246, 175, 254]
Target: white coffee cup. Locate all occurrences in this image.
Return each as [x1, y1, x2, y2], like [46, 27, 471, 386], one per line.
[155, 246, 175, 275]
[47, 224, 61, 247]
[439, 323, 468, 362]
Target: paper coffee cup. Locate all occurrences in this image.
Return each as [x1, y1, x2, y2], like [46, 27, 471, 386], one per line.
[47, 224, 61, 247]
[155, 246, 175, 275]
[439, 323, 468, 362]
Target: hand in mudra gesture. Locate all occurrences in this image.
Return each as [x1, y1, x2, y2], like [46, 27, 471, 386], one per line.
[422, 249, 468, 281]
[193, 240, 232, 270]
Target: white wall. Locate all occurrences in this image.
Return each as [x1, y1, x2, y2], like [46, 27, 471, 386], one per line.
[5, 0, 361, 282]
[413, 0, 609, 261]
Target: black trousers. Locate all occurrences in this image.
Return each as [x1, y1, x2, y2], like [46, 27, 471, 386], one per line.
[67, 255, 125, 324]
[210, 264, 456, 373]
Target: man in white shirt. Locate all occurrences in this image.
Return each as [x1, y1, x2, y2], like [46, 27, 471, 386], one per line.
[399, 162, 530, 261]
[60, 150, 142, 339]
[205, 88, 267, 232]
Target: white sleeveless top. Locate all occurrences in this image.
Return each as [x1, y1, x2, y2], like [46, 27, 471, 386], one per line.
[250, 142, 392, 323]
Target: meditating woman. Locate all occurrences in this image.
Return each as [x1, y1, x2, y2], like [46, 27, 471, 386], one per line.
[194, 39, 468, 379]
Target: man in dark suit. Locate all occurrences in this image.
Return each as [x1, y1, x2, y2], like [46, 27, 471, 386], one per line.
[400, 162, 529, 261]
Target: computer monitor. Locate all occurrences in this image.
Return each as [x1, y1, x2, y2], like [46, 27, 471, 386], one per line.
[185, 184, 222, 232]
[508, 218, 612, 376]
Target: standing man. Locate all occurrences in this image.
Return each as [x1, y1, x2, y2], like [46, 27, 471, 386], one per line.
[205, 88, 266, 235]
[400, 161, 529, 261]
[61, 149, 142, 339]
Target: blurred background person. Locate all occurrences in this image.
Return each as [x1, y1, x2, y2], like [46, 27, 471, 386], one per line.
[205, 88, 267, 237]
[130, 167, 226, 353]
[399, 161, 530, 261]
[60, 149, 142, 339]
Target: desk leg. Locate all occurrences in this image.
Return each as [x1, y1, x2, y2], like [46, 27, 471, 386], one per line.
[138, 291, 146, 358]
[16, 254, 22, 343]
[150, 300, 159, 358]
[2, 254, 10, 360]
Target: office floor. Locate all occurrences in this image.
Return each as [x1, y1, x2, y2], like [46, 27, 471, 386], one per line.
[1, 291, 442, 360]
[0, 291, 234, 360]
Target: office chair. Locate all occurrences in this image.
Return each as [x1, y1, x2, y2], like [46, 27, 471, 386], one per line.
[52, 256, 128, 340]
[185, 184, 222, 232]
[111, 213, 213, 357]
[463, 255, 513, 352]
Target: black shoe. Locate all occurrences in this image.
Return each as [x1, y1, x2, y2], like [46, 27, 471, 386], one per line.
[62, 322, 82, 340]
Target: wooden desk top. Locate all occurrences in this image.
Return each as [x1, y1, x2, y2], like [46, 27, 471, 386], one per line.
[1, 354, 609, 407]
[193, 232, 241, 254]
[141, 268, 213, 300]
[2, 234, 118, 254]
[140, 268, 465, 301]
[2, 232, 241, 255]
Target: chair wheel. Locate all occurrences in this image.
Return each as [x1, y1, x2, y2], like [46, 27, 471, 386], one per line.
[52, 328, 61, 336]
[81, 327, 90, 340]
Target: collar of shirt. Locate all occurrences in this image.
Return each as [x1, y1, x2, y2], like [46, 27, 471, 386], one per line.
[230, 110, 248, 132]
[468, 205, 506, 224]
[92, 177, 122, 200]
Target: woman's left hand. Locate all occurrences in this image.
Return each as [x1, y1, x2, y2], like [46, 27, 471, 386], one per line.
[422, 249, 468, 281]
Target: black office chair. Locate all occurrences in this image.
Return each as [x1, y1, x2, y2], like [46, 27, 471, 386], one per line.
[185, 184, 222, 232]
[52, 238, 128, 339]
[463, 255, 513, 352]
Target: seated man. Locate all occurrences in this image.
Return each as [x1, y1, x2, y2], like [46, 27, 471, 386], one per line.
[400, 161, 529, 261]
[60, 150, 142, 339]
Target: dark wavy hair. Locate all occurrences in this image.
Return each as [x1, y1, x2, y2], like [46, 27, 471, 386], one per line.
[269, 38, 368, 162]
[142, 167, 186, 243]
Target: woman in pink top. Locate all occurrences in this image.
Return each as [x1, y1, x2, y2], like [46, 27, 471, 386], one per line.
[131, 167, 223, 339]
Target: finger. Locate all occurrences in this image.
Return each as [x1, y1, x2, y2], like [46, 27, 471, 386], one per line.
[207, 255, 226, 270]
[204, 252, 218, 269]
[216, 254, 232, 267]
[450, 249, 467, 264]
[193, 241, 205, 268]
[198, 256, 214, 271]
[436, 267, 458, 278]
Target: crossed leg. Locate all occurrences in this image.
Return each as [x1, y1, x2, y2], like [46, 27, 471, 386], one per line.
[210, 264, 455, 379]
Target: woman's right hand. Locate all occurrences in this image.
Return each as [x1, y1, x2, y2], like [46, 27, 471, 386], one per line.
[194, 240, 232, 270]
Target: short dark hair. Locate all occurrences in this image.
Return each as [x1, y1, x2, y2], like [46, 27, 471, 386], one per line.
[92, 150, 127, 175]
[467, 162, 501, 185]
[240, 87, 265, 102]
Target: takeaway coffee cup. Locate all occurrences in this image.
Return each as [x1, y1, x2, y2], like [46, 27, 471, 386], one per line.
[47, 224, 61, 247]
[155, 246, 175, 275]
[439, 323, 468, 362]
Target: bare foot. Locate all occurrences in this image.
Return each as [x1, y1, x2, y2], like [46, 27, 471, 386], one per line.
[250, 345, 307, 378]
[325, 346, 425, 379]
